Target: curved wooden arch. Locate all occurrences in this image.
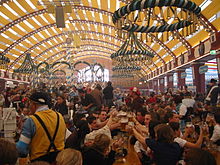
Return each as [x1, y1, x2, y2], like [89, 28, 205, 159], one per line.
[8, 29, 117, 69]
[94, 67, 104, 78]
[36, 42, 66, 61]
[69, 31, 165, 64]
[45, 50, 67, 62]
[92, 63, 104, 72]
[82, 38, 120, 48]
[3, 19, 117, 56]
[0, 6, 113, 34]
[52, 50, 112, 64]
[51, 61, 72, 69]
[74, 61, 91, 68]
[19, 33, 67, 62]
[74, 69, 80, 74]
[8, 28, 165, 69]
[42, 38, 120, 63]
[80, 44, 115, 52]
[51, 54, 111, 65]
[75, 49, 111, 55]
[52, 70, 66, 75]
[37, 61, 50, 72]
[2, 23, 56, 55]
[84, 68, 91, 73]
[8, 20, 120, 69]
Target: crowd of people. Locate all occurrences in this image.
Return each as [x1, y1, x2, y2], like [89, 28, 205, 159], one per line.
[0, 79, 219, 165]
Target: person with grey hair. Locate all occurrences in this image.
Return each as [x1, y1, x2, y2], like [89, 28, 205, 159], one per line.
[90, 84, 103, 110]
[16, 91, 66, 163]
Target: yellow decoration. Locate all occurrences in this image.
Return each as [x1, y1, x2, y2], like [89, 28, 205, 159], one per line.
[73, 35, 81, 48]
[174, 7, 178, 20]
[150, 36, 153, 42]
[186, 26, 189, 36]
[138, 12, 142, 22]
[160, 7, 164, 19]
[146, 34, 148, 42]
[161, 33, 164, 42]
[47, 5, 55, 14]
[180, 9, 184, 20]
[166, 31, 169, 41]
[167, 7, 171, 19]
[182, 29, 185, 36]
[152, 8, 156, 20]
[144, 9, 149, 21]
[64, 5, 72, 13]
[130, 12, 135, 22]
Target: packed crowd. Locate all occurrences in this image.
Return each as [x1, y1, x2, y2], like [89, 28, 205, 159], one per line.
[0, 79, 219, 165]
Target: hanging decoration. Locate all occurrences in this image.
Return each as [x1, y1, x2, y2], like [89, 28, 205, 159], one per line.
[14, 53, 36, 74]
[0, 53, 10, 69]
[112, 74, 134, 78]
[112, 65, 141, 73]
[111, 32, 154, 66]
[41, 0, 76, 28]
[113, 0, 201, 39]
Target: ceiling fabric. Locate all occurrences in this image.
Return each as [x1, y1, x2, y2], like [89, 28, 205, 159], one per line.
[0, 0, 219, 73]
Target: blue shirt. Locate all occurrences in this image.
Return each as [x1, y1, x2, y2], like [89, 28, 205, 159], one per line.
[16, 105, 49, 156]
[145, 138, 181, 165]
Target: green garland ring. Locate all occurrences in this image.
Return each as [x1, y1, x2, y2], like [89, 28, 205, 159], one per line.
[112, 0, 201, 33]
[112, 65, 141, 71]
[111, 49, 154, 59]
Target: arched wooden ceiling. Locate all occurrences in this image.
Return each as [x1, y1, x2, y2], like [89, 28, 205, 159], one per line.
[0, 0, 220, 73]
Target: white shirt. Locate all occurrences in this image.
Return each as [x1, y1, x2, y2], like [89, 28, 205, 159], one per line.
[134, 128, 150, 154]
[174, 137, 187, 148]
[84, 125, 111, 143]
[179, 104, 187, 116]
[182, 98, 195, 108]
[211, 124, 220, 142]
[134, 141, 151, 155]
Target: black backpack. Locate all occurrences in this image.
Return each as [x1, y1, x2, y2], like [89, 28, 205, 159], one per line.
[182, 107, 194, 121]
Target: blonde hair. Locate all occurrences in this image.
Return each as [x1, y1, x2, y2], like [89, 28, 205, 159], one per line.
[92, 134, 111, 154]
[56, 148, 82, 165]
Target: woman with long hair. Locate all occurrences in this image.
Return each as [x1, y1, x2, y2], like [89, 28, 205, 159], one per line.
[54, 95, 68, 116]
[133, 123, 182, 165]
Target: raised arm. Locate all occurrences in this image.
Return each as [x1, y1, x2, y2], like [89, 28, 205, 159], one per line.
[133, 127, 147, 147]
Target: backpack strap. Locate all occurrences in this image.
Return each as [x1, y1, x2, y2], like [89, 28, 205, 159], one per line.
[33, 112, 60, 153]
[206, 86, 218, 101]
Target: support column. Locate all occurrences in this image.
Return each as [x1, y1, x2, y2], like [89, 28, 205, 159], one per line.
[177, 69, 186, 90]
[159, 77, 165, 93]
[154, 79, 159, 94]
[149, 80, 153, 90]
[192, 63, 206, 94]
[166, 73, 174, 90]
[216, 55, 220, 81]
[0, 79, 5, 92]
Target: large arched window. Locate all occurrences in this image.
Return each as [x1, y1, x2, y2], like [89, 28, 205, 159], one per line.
[205, 59, 218, 85]
[78, 66, 109, 82]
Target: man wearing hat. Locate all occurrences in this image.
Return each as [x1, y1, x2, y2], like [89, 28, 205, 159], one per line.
[16, 91, 66, 163]
[206, 79, 220, 107]
[127, 87, 144, 112]
[78, 89, 97, 112]
[207, 79, 217, 94]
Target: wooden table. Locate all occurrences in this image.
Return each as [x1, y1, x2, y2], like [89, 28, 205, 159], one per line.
[113, 142, 141, 165]
[209, 150, 220, 165]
